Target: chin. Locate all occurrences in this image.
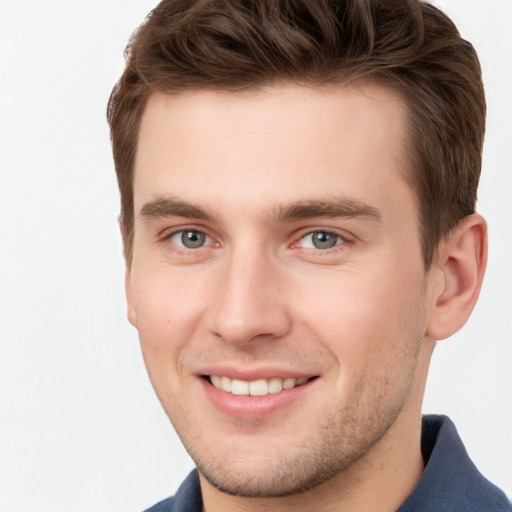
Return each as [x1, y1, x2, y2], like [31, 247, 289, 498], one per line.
[184, 408, 398, 499]
[196, 453, 346, 498]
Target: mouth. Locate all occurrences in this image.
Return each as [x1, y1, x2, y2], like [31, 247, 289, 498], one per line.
[205, 375, 317, 396]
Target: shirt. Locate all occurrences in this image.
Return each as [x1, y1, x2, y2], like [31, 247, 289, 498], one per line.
[144, 415, 511, 511]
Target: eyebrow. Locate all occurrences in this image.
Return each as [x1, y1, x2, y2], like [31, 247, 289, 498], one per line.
[140, 197, 216, 222]
[139, 196, 383, 224]
[268, 198, 383, 224]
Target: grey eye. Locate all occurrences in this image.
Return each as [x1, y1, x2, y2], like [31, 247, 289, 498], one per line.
[170, 230, 209, 249]
[182, 230, 206, 248]
[301, 231, 342, 250]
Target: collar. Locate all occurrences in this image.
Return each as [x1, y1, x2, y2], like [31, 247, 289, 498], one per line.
[147, 415, 510, 511]
[398, 415, 510, 511]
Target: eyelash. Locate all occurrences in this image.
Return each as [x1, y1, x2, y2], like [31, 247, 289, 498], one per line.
[162, 228, 216, 252]
[160, 227, 352, 255]
[300, 231, 343, 246]
[292, 229, 351, 256]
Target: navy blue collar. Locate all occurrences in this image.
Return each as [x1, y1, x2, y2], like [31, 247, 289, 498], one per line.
[145, 415, 510, 511]
[398, 415, 510, 511]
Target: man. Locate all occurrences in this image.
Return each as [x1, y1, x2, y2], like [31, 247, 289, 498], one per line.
[107, 0, 510, 510]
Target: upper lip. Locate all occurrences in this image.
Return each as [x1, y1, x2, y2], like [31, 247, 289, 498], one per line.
[197, 365, 317, 381]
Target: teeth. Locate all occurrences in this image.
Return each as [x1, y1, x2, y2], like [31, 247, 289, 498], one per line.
[249, 379, 268, 396]
[220, 376, 231, 392]
[268, 378, 283, 394]
[209, 375, 310, 395]
[231, 379, 249, 395]
[282, 377, 296, 390]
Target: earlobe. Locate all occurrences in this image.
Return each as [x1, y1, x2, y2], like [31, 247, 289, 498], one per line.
[426, 214, 487, 341]
[125, 269, 138, 328]
[118, 214, 130, 264]
[119, 216, 138, 328]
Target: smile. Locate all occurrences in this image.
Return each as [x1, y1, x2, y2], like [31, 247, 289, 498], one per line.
[208, 375, 311, 396]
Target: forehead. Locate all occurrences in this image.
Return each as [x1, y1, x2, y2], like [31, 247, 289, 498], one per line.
[133, 83, 413, 218]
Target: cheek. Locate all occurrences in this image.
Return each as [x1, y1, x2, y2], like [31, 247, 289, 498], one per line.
[132, 276, 202, 420]
[132, 266, 207, 333]
[129, 269, 209, 389]
[293, 263, 427, 370]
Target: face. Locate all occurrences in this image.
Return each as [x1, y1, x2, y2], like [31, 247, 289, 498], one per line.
[127, 83, 436, 497]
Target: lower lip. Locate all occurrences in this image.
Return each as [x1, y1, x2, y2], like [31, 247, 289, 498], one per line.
[200, 378, 316, 418]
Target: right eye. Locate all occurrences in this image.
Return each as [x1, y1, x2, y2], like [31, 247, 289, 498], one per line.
[169, 230, 212, 249]
[298, 230, 344, 250]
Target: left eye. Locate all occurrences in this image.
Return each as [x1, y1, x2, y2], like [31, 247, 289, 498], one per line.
[170, 230, 212, 249]
[299, 231, 344, 250]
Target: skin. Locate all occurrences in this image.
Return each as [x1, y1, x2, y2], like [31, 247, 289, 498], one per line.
[125, 83, 487, 512]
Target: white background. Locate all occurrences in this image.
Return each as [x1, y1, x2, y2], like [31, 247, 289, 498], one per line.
[0, 1, 510, 511]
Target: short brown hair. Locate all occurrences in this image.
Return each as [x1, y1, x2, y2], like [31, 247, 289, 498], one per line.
[107, 0, 485, 268]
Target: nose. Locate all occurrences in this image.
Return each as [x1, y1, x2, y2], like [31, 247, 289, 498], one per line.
[206, 248, 292, 345]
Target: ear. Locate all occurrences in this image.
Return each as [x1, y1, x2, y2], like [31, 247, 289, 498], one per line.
[426, 213, 487, 340]
[118, 214, 130, 264]
[118, 216, 138, 328]
[124, 269, 138, 328]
